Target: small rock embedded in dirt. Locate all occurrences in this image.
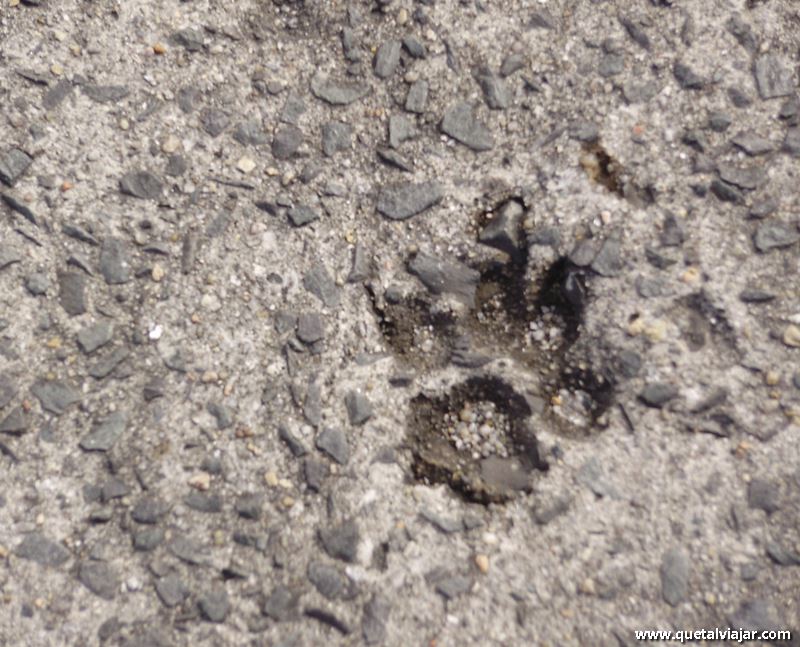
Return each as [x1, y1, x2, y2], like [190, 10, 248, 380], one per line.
[591, 237, 623, 277]
[747, 479, 780, 514]
[78, 561, 118, 600]
[170, 28, 204, 52]
[345, 391, 372, 426]
[377, 181, 443, 220]
[753, 222, 799, 253]
[263, 585, 298, 622]
[0, 148, 33, 186]
[362, 594, 391, 645]
[131, 497, 169, 524]
[155, 573, 188, 608]
[32, 380, 81, 415]
[198, 588, 230, 623]
[673, 61, 704, 89]
[297, 313, 325, 344]
[639, 383, 679, 408]
[119, 171, 163, 200]
[288, 205, 319, 227]
[24, 272, 49, 296]
[307, 561, 356, 600]
[321, 121, 352, 156]
[389, 114, 417, 148]
[373, 40, 401, 79]
[732, 131, 774, 156]
[316, 427, 349, 464]
[319, 520, 360, 563]
[753, 56, 795, 100]
[311, 73, 369, 105]
[303, 263, 340, 308]
[272, 125, 303, 160]
[83, 85, 130, 103]
[441, 102, 494, 151]
[479, 200, 523, 257]
[476, 69, 511, 110]
[99, 237, 132, 284]
[405, 80, 429, 114]
[408, 252, 480, 305]
[80, 411, 127, 452]
[15, 533, 70, 567]
[660, 547, 690, 606]
[77, 322, 114, 354]
[233, 119, 268, 146]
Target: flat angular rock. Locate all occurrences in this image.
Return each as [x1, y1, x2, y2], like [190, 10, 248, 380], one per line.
[311, 73, 369, 105]
[119, 171, 163, 200]
[709, 179, 742, 203]
[78, 561, 118, 600]
[753, 222, 799, 252]
[316, 427, 349, 464]
[288, 205, 319, 227]
[0, 407, 28, 435]
[307, 561, 356, 600]
[168, 535, 208, 565]
[319, 520, 359, 563]
[15, 533, 70, 567]
[297, 313, 325, 344]
[476, 70, 511, 110]
[732, 131, 774, 156]
[89, 347, 130, 379]
[591, 237, 623, 277]
[80, 411, 127, 451]
[32, 380, 81, 415]
[373, 40, 401, 78]
[272, 125, 303, 160]
[234, 493, 262, 520]
[233, 120, 268, 146]
[441, 102, 494, 151]
[321, 121, 352, 157]
[717, 164, 764, 190]
[303, 263, 340, 308]
[201, 109, 230, 137]
[0, 148, 33, 186]
[131, 497, 169, 524]
[405, 80, 428, 113]
[408, 252, 480, 305]
[198, 588, 229, 623]
[660, 547, 690, 606]
[263, 585, 298, 622]
[376, 147, 413, 172]
[754, 56, 795, 100]
[1, 193, 38, 226]
[344, 391, 372, 426]
[377, 181, 443, 220]
[99, 237, 132, 285]
[170, 28, 204, 52]
[673, 61, 703, 89]
[747, 478, 780, 514]
[389, 114, 417, 148]
[83, 85, 129, 103]
[433, 573, 473, 599]
[77, 322, 114, 354]
[280, 92, 306, 125]
[155, 573, 188, 607]
[784, 127, 800, 157]
[362, 595, 390, 645]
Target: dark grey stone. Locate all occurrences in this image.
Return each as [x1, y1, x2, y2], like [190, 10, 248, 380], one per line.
[2, 193, 39, 226]
[165, 154, 187, 176]
[373, 40, 402, 78]
[376, 147, 412, 172]
[207, 402, 233, 430]
[297, 313, 325, 344]
[310, 73, 369, 105]
[321, 121, 352, 157]
[619, 15, 650, 49]
[344, 391, 372, 426]
[78, 561, 118, 600]
[42, 79, 73, 110]
[362, 594, 390, 645]
[0, 148, 33, 186]
[170, 28, 204, 51]
[673, 61, 703, 89]
[615, 350, 642, 379]
[402, 36, 426, 59]
[500, 54, 525, 78]
[24, 272, 49, 296]
[0, 406, 25, 435]
[303, 263, 340, 308]
[83, 85, 130, 103]
[131, 497, 169, 524]
[732, 131, 774, 156]
[784, 127, 800, 157]
[754, 56, 794, 100]
[753, 221, 799, 253]
[263, 585, 298, 621]
[235, 493, 262, 520]
[319, 520, 359, 563]
[766, 541, 800, 566]
[32, 380, 80, 415]
[99, 237, 132, 285]
[272, 125, 303, 160]
[434, 573, 473, 599]
[198, 588, 229, 623]
[408, 252, 481, 305]
[660, 213, 684, 247]
[119, 171, 163, 200]
[132, 527, 164, 552]
[100, 478, 130, 501]
[728, 86, 753, 108]
[316, 427, 349, 464]
[405, 80, 429, 113]
[747, 479, 780, 514]
[717, 164, 764, 191]
[708, 111, 732, 132]
[530, 8, 556, 29]
[185, 492, 223, 513]
[639, 383, 679, 408]
[709, 179, 743, 204]
[201, 109, 230, 137]
[476, 70, 511, 109]
[591, 237, 623, 277]
[278, 423, 308, 457]
[288, 205, 319, 227]
[305, 608, 351, 635]
[80, 411, 127, 452]
[739, 289, 775, 303]
[388, 114, 417, 148]
[660, 547, 690, 606]
[726, 15, 756, 53]
[15, 533, 70, 567]
[168, 535, 208, 565]
[749, 199, 778, 220]
[304, 457, 328, 491]
[233, 120, 268, 146]
[88, 346, 130, 379]
[280, 92, 306, 125]
[307, 561, 355, 600]
[155, 573, 187, 607]
[377, 181, 443, 220]
[441, 102, 494, 151]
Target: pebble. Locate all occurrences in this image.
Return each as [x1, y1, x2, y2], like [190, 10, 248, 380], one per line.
[119, 170, 163, 200]
[405, 80, 428, 113]
[155, 574, 188, 608]
[15, 533, 70, 567]
[639, 383, 679, 408]
[311, 73, 369, 105]
[377, 181, 443, 220]
[441, 102, 494, 151]
[479, 200, 523, 257]
[307, 561, 356, 600]
[732, 131, 774, 156]
[170, 28, 204, 52]
[272, 125, 303, 159]
[408, 252, 480, 306]
[389, 114, 417, 148]
[753, 222, 800, 253]
[201, 109, 230, 137]
[303, 263, 340, 308]
[288, 205, 319, 227]
[476, 69, 511, 110]
[316, 427, 349, 464]
[24, 272, 49, 296]
[345, 391, 373, 426]
[80, 411, 127, 452]
[660, 547, 690, 606]
[31, 379, 80, 415]
[747, 478, 781, 514]
[673, 61, 704, 89]
[83, 85, 129, 103]
[753, 55, 794, 99]
[321, 121, 352, 157]
[233, 119, 268, 146]
[198, 588, 230, 623]
[319, 520, 360, 563]
[234, 493, 262, 520]
[373, 40, 402, 78]
[76, 322, 114, 354]
[0, 148, 33, 186]
[402, 36, 426, 59]
[99, 237, 132, 284]
[77, 561, 118, 600]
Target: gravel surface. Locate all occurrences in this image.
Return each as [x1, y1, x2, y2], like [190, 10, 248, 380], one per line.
[1, 0, 800, 645]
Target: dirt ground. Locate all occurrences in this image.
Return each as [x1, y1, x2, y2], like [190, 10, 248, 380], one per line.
[0, 0, 799, 645]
